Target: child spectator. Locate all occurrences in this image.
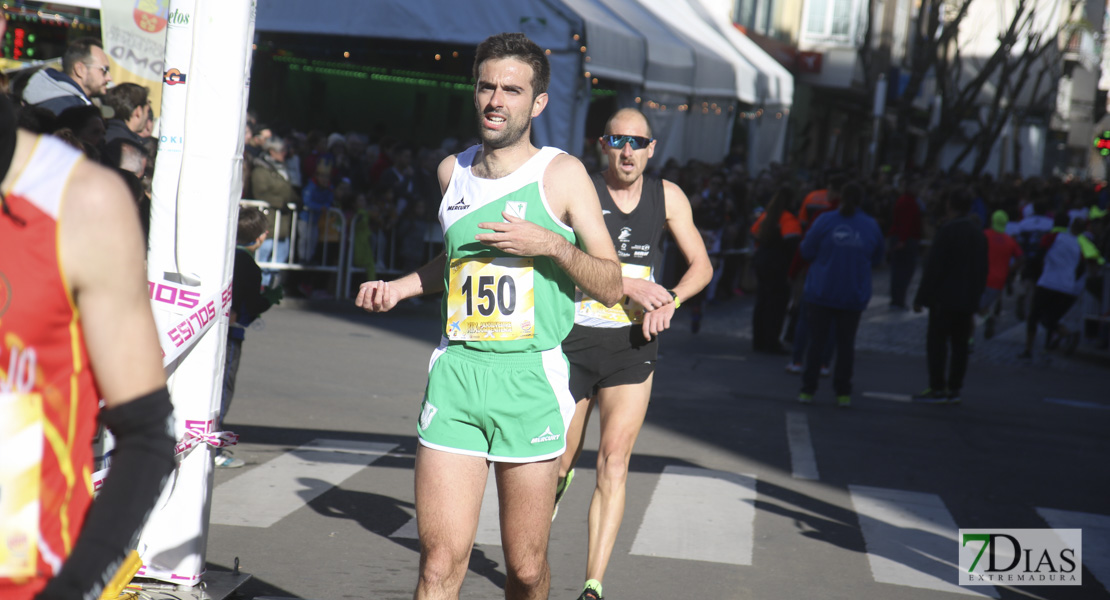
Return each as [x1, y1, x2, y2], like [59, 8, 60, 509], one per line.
[218, 207, 283, 468]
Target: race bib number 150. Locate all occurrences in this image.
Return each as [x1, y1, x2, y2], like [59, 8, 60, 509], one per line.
[0, 393, 43, 578]
[447, 257, 535, 341]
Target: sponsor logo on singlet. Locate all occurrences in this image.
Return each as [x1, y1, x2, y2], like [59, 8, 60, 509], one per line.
[447, 197, 470, 211]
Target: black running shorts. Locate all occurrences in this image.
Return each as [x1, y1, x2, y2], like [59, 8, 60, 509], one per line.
[1028, 286, 1077, 331]
[563, 323, 658, 401]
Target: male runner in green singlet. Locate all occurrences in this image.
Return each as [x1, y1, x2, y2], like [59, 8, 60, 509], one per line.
[356, 33, 622, 600]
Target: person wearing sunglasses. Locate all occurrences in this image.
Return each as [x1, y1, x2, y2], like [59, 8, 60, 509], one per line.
[21, 37, 113, 117]
[554, 108, 713, 600]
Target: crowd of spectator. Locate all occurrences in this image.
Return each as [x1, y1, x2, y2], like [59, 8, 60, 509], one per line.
[4, 37, 1108, 339]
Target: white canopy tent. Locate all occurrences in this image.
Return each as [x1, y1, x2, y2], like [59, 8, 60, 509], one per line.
[560, 0, 645, 86]
[691, 0, 794, 172]
[636, 0, 759, 163]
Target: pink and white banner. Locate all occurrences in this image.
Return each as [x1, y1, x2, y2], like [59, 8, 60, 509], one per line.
[131, 0, 256, 586]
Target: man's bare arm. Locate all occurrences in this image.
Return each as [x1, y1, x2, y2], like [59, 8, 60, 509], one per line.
[356, 154, 455, 313]
[61, 161, 165, 407]
[624, 180, 712, 339]
[356, 253, 446, 312]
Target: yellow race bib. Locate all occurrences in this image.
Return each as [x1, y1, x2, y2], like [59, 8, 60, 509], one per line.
[0, 393, 43, 578]
[447, 257, 535, 341]
[578, 263, 652, 324]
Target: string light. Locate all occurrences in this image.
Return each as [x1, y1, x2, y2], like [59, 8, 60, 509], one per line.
[0, 5, 99, 28]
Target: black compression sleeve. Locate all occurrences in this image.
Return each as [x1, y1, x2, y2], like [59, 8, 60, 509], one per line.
[35, 387, 175, 600]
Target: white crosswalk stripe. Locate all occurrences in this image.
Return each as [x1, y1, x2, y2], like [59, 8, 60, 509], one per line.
[1037, 507, 1110, 592]
[211, 439, 396, 528]
[849, 485, 999, 597]
[215, 441, 1108, 598]
[629, 466, 757, 565]
[786, 411, 819, 480]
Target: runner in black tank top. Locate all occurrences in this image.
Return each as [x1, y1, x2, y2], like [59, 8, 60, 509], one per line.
[554, 108, 713, 600]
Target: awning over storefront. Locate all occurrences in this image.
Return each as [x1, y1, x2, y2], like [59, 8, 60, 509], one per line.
[691, 0, 793, 107]
[637, 0, 758, 104]
[690, 0, 794, 171]
[595, 0, 696, 96]
[255, 0, 791, 164]
[256, 0, 591, 154]
[560, 0, 646, 85]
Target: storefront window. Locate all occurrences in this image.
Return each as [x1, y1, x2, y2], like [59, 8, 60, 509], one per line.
[803, 0, 859, 44]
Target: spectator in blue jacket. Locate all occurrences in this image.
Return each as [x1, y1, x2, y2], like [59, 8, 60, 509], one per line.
[298, 159, 335, 263]
[797, 182, 885, 407]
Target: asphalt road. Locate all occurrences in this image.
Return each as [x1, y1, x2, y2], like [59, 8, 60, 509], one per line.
[201, 288, 1109, 600]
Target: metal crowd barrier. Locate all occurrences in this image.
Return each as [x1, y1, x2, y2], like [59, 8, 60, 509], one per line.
[1082, 264, 1110, 324]
[343, 218, 442, 298]
[239, 200, 348, 298]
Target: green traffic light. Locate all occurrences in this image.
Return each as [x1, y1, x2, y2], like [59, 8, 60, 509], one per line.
[27, 34, 35, 43]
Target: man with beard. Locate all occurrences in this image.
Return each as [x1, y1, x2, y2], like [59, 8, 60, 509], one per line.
[21, 37, 112, 115]
[554, 108, 711, 600]
[355, 33, 622, 600]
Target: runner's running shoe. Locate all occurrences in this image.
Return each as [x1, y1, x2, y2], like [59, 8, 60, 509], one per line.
[552, 469, 575, 521]
[912, 388, 949, 404]
[797, 392, 814, 404]
[577, 579, 603, 600]
[836, 395, 851, 408]
[785, 362, 802, 374]
[214, 451, 245, 468]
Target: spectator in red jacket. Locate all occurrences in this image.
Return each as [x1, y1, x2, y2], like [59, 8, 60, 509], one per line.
[888, 177, 923, 309]
[978, 210, 1023, 339]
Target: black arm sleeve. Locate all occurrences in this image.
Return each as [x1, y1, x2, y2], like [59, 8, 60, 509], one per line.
[36, 388, 175, 600]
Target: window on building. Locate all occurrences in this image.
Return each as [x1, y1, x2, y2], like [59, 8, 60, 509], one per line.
[804, 0, 861, 43]
[735, 0, 772, 36]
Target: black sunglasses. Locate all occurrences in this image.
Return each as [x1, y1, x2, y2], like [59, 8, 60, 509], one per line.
[602, 134, 653, 150]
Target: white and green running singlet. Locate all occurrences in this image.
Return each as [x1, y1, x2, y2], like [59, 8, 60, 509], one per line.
[416, 145, 579, 461]
[439, 145, 578, 353]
